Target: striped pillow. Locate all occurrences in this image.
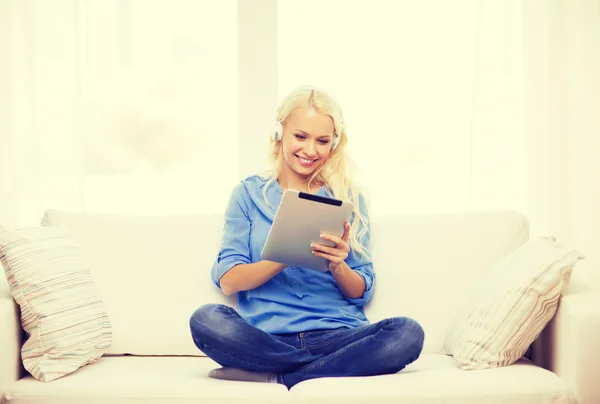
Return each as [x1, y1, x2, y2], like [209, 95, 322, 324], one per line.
[0, 225, 112, 382]
[443, 237, 583, 369]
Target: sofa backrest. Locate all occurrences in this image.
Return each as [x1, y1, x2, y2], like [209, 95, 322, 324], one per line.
[35, 208, 528, 356]
[40, 210, 234, 357]
[365, 210, 529, 353]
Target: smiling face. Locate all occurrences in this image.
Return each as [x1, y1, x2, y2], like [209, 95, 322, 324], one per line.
[279, 107, 336, 186]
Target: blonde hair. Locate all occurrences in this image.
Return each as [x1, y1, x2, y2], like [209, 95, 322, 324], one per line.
[262, 85, 370, 257]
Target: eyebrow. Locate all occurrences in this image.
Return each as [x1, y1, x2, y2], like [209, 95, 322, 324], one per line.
[294, 129, 332, 138]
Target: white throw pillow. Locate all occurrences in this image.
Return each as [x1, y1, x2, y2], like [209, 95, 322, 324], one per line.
[0, 224, 112, 382]
[443, 237, 583, 369]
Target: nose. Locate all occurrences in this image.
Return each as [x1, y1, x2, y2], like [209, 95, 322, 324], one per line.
[303, 140, 317, 157]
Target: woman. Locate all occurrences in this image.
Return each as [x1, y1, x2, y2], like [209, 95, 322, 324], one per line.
[189, 86, 424, 389]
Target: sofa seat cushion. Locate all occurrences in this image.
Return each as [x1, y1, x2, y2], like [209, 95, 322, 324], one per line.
[4, 354, 574, 404]
[3, 356, 289, 404]
[290, 354, 575, 404]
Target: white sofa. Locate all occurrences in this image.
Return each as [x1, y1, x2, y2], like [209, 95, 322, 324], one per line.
[1, 209, 600, 404]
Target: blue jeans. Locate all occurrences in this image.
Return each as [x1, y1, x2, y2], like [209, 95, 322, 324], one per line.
[189, 304, 425, 389]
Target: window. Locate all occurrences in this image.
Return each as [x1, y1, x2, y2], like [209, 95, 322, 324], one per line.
[77, 0, 238, 215]
[278, 0, 477, 216]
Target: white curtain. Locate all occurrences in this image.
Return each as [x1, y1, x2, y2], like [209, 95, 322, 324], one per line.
[2, 0, 600, 284]
[278, 0, 600, 266]
[0, 0, 239, 228]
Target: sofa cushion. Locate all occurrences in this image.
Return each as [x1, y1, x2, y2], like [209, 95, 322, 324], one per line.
[3, 355, 575, 404]
[0, 261, 10, 298]
[40, 210, 235, 357]
[443, 237, 583, 369]
[0, 225, 112, 382]
[290, 354, 575, 404]
[3, 356, 289, 404]
[365, 209, 530, 353]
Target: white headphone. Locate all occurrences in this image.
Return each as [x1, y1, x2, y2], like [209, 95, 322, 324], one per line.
[271, 121, 341, 151]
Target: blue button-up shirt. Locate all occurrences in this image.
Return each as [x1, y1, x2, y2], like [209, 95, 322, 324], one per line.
[211, 175, 375, 334]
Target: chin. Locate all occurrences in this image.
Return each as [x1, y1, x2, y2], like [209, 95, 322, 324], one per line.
[293, 169, 315, 178]
[293, 163, 321, 177]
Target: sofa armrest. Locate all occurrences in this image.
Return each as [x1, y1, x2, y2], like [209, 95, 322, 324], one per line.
[0, 297, 24, 400]
[533, 290, 600, 404]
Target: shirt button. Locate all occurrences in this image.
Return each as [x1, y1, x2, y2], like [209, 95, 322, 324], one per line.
[293, 280, 297, 284]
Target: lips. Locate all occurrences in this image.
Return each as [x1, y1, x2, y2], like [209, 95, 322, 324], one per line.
[295, 154, 318, 167]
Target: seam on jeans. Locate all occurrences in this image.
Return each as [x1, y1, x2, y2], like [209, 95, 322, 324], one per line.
[296, 333, 377, 373]
[305, 323, 384, 351]
[305, 332, 353, 351]
[306, 337, 344, 349]
[224, 306, 237, 315]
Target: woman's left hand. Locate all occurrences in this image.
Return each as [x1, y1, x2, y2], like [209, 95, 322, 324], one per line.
[311, 221, 351, 272]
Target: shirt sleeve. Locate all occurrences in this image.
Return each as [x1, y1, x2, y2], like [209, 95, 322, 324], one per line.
[343, 194, 376, 307]
[211, 182, 252, 288]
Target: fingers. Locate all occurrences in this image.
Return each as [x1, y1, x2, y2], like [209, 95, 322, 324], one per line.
[310, 242, 342, 257]
[311, 249, 343, 263]
[342, 221, 350, 243]
[320, 221, 351, 245]
[315, 223, 351, 266]
[318, 232, 350, 252]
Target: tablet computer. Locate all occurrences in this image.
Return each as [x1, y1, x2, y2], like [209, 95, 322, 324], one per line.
[261, 189, 355, 272]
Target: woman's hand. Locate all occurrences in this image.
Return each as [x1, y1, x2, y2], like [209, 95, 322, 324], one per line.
[311, 221, 351, 272]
